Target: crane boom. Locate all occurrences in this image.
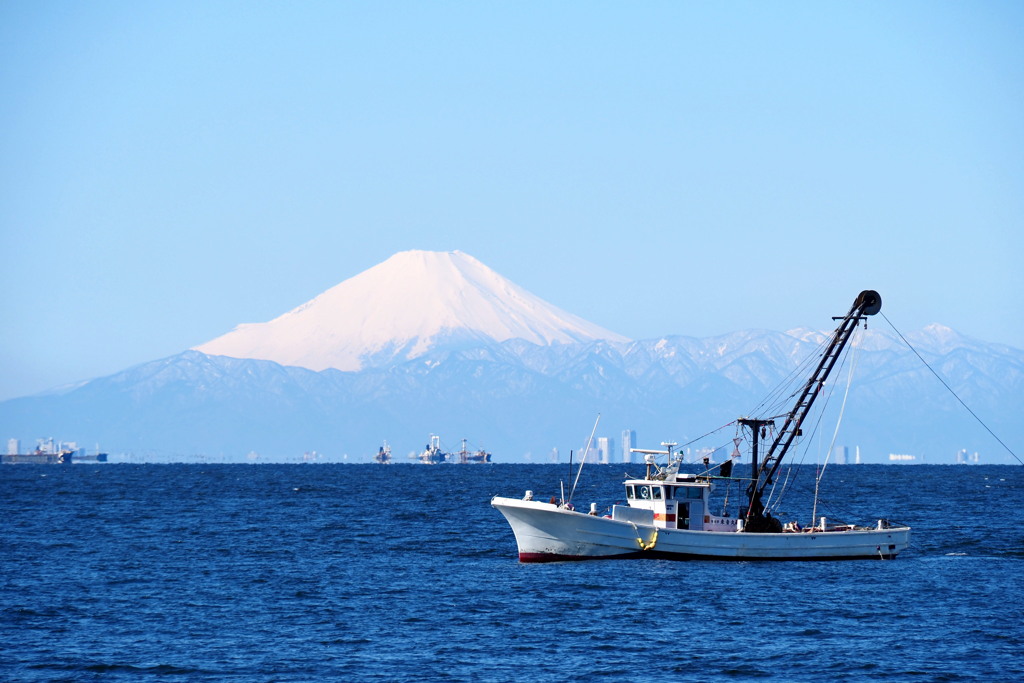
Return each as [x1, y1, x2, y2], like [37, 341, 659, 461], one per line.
[742, 290, 881, 532]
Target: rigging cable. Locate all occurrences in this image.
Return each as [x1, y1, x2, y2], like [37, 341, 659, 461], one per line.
[812, 325, 861, 525]
[748, 333, 832, 419]
[758, 337, 837, 514]
[767, 325, 860, 516]
[880, 312, 1021, 466]
[676, 421, 738, 453]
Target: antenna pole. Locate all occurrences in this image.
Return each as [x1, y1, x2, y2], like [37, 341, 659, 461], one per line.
[568, 414, 601, 506]
[564, 450, 572, 506]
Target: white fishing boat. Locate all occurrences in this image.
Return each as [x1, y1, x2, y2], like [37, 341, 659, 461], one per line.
[492, 290, 911, 561]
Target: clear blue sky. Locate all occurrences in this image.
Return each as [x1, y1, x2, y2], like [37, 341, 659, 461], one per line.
[2, 1, 1022, 401]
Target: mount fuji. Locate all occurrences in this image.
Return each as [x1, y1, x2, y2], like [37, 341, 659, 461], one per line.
[0, 251, 1021, 462]
[195, 250, 629, 371]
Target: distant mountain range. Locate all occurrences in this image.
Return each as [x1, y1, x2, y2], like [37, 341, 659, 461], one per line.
[2, 251, 1021, 463]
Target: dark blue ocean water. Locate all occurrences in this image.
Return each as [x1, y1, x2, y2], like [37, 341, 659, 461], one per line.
[2, 464, 1022, 682]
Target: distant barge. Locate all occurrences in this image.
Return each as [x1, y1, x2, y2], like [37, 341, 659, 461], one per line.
[3, 450, 75, 464]
[2, 446, 107, 464]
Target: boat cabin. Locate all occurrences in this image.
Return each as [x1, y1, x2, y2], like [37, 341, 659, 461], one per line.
[618, 473, 740, 532]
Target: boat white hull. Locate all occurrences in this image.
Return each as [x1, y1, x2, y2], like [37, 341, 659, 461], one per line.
[491, 497, 911, 562]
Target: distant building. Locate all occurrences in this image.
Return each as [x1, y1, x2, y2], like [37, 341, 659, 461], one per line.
[833, 446, 848, 465]
[691, 447, 716, 465]
[956, 449, 980, 464]
[7, 438, 19, 455]
[888, 454, 917, 463]
[597, 437, 614, 464]
[621, 429, 636, 464]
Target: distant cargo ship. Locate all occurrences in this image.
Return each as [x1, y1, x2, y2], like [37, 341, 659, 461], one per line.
[74, 451, 109, 463]
[413, 435, 492, 464]
[416, 435, 448, 464]
[456, 439, 492, 464]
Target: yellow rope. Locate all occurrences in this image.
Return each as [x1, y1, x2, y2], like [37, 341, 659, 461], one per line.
[631, 523, 658, 551]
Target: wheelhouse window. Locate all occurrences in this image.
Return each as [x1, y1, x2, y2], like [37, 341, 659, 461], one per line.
[638, 485, 651, 500]
[652, 487, 663, 500]
[686, 486, 703, 500]
[626, 485, 635, 499]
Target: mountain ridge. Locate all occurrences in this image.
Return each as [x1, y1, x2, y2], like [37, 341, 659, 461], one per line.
[4, 327, 1020, 463]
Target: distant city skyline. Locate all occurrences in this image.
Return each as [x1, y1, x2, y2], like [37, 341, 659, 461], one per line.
[1, 432, 1004, 465]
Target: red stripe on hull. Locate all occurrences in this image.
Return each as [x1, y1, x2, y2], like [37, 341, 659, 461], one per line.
[518, 551, 639, 563]
[518, 551, 901, 563]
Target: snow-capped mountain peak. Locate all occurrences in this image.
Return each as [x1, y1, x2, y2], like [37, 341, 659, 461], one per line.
[194, 250, 630, 371]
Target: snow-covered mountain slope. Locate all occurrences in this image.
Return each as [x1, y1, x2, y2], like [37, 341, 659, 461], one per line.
[194, 250, 629, 371]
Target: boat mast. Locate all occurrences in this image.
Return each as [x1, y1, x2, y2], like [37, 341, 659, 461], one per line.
[738, 417, 773, 525]
[744, 290, 881, 531]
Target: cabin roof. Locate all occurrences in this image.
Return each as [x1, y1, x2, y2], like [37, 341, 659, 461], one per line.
[624, 475, 708, 487]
